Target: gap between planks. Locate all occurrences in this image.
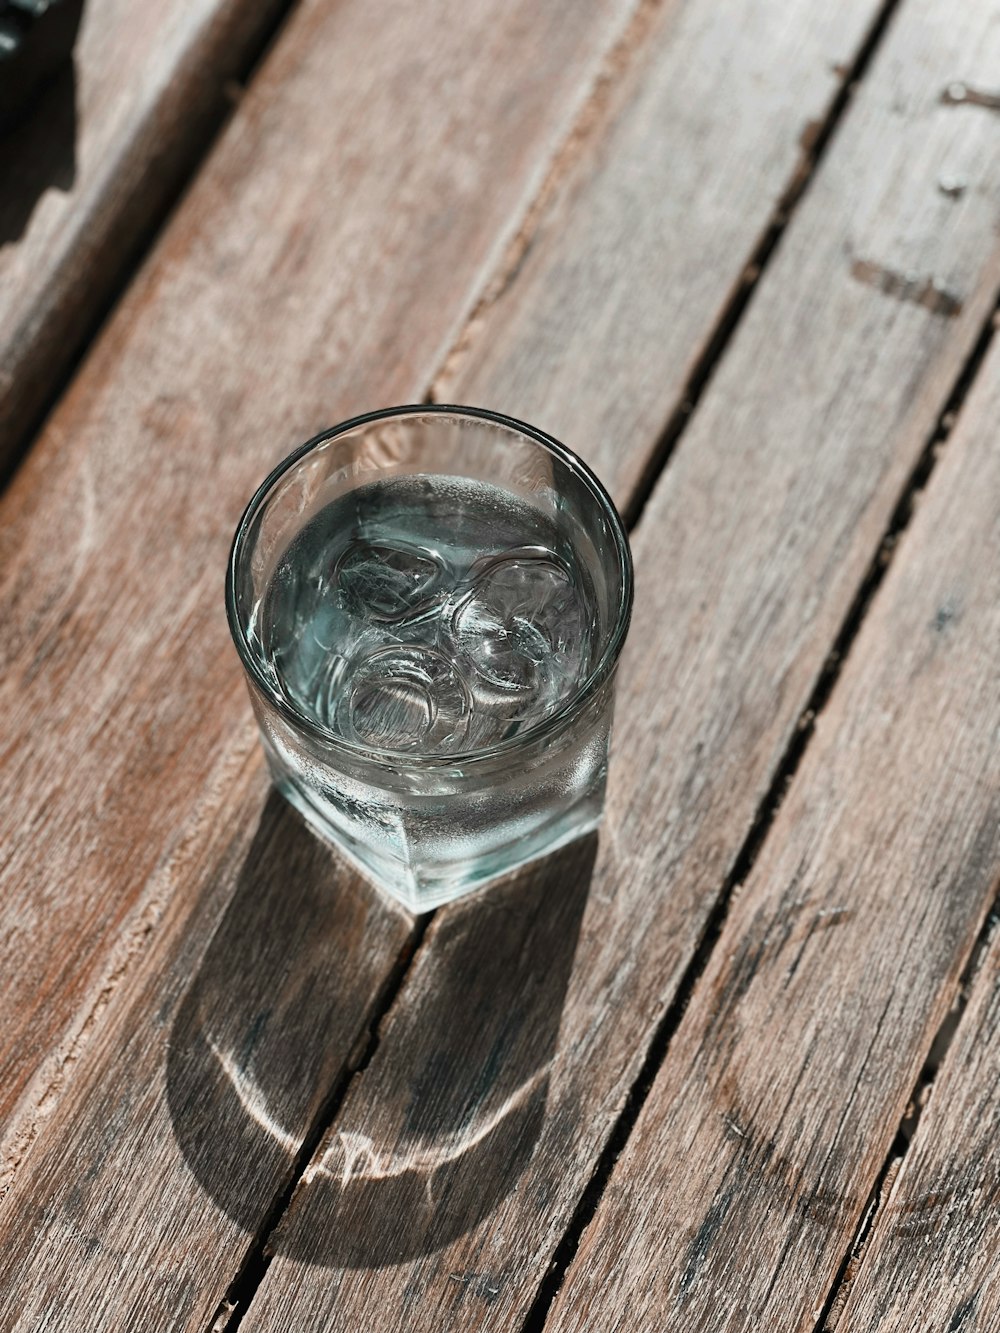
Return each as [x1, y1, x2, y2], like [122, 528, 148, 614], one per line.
[203, 6, 969, 1325]
[426, 0, 668, 404]
[619, 0, 904, 530]
[0, 0, 650, 1215]
[514, 290, 1000, 1333]
[0, 0, 304, 491]
[206, 915, 432, 1332]
[206, 11, 680, 1323]
[3, 0, 664, 496]
[430, 0, 905, 532]
[813, 883, 1000, 1332]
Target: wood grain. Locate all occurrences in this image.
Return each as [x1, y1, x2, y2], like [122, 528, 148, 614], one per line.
[0, 0, 290, 468]
[3, 0, 999, 1327]
[0, 781, 414, 1330]
[0, 0, 641, 1194]
[0, 0, 913, 1311]
[234, 2, 1000, 1329]
[0, 0, 897, 1220]
[268, 834, 598, 1271]
[434, 0, 887, 503]
[542, 308, 1000, 1332]
[835, 924, 1000, 1333]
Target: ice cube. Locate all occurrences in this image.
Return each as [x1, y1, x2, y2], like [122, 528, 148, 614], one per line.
[446, 548, 588, 703]
[335, 540, 443, 623]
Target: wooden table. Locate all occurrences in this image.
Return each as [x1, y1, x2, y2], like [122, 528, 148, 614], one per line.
[1, 0, 998, 1328]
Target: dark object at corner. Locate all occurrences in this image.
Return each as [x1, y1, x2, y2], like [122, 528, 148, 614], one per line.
[0, 0, 84, 135]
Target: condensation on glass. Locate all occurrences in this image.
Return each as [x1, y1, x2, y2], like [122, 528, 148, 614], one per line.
[227, 406, 633, 912]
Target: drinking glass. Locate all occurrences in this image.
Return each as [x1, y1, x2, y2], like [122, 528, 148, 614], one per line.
[226, 405, 633, 912]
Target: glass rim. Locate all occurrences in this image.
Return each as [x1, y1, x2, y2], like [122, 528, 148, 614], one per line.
[226, 404, 634, 768]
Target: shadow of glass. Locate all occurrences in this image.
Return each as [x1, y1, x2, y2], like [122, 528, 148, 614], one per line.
[166, 793, 391, 1235]
[0, 0, 83, 247]
[275, 830, 596, 1268]
[166, 791, 595, 1268]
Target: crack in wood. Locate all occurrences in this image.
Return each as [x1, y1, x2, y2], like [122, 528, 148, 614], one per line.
[514, 262, 1000, 1333]
[429, 0, 667, 403]
[811, 896, 1000, 1332]
[620, 0, 906, 531]
[941, 81, 1000, 111]
[850, 258, 963, 317]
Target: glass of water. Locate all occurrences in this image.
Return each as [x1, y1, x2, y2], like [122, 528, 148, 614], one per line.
[226, 406, 633, 912]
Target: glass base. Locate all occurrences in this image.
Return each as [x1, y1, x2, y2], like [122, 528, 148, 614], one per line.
[270, 767, 605, 914]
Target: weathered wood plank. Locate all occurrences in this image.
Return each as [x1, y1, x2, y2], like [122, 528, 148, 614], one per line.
[541, 314, 1000, 1330]
[434, 0, 889, 503]
[235, 0, 1000, 1327]
[3, 0, 999, 1326]
[0, 0, 900, 1284]
[835, 924, 1000, 1333]
[0, 781, 414, 1330]
[0, 0, 290, 468]
[0, 0, 901, 1226]
[0, 0, 669, 1324]
[0, 0, 913, 1317]
[0, 0, 642, 1193]
[0, 819, 596, 1330]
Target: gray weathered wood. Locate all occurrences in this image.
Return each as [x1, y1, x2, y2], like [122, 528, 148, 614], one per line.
[4, 0, 1000, 1326]
[542, 319, 1000, 1332]
[268, 834, 599, 1271]
[0, 0, 672, 1325]
[434, 0, 887, 504]
[234, 2, 1000, 1329]
[837, 939, 1000, 1333]
[0, 0, 641, 1212]
[0, 780, 414, 1329]
[0, 0, 290, 467]
[834, 886, 1000, 1317]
